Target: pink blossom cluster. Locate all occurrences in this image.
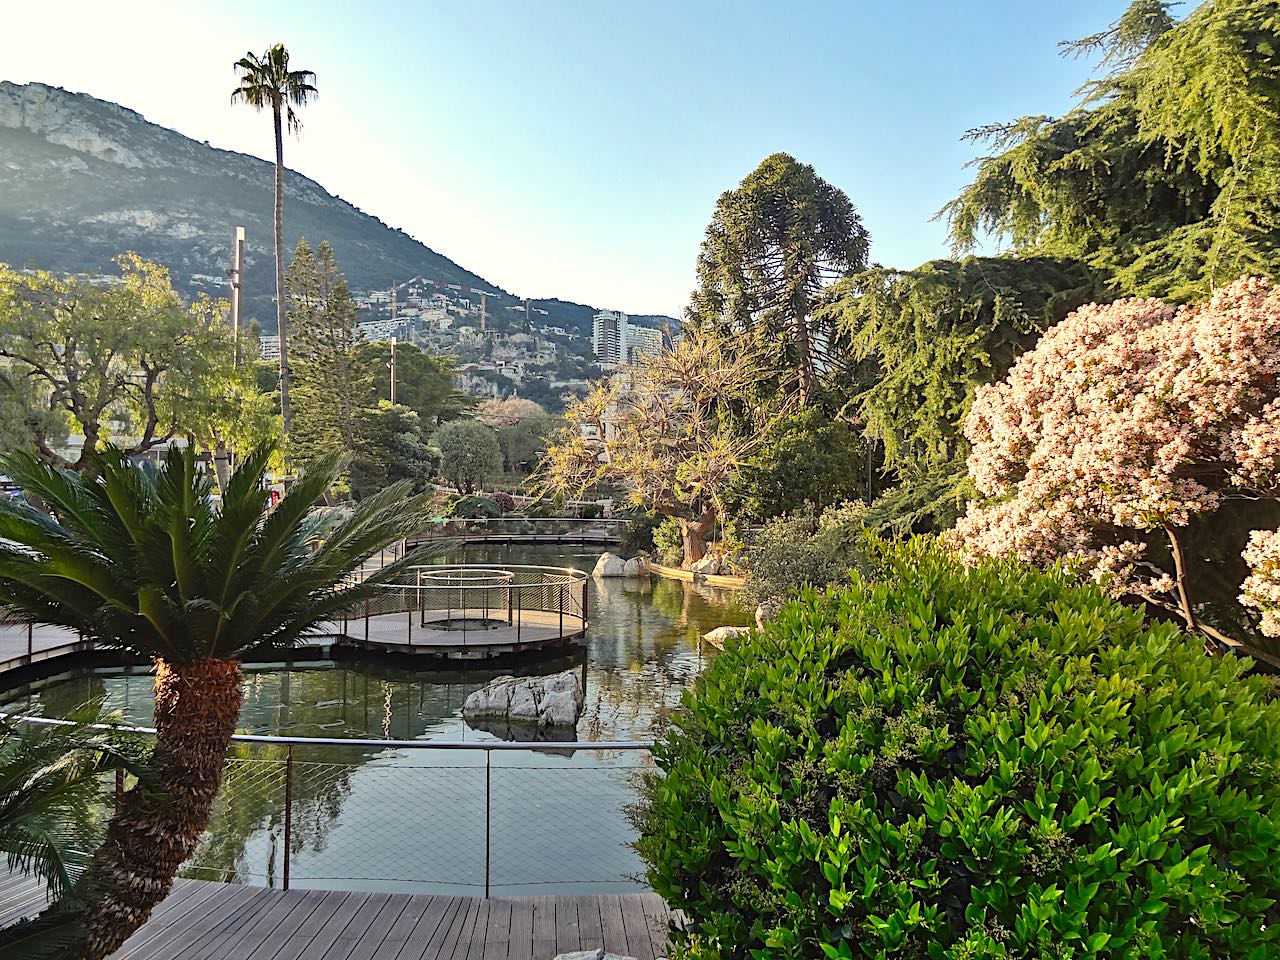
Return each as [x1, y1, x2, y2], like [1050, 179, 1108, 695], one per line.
[954, 277, 1280, 633]
[1242, 530, 1280, 638]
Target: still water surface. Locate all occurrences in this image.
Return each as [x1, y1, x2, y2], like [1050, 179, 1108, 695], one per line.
[2, 544, 750, 894]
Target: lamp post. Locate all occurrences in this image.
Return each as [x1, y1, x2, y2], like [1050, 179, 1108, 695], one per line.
[229, 226, 245, 365]
[389, 336, 397, 404]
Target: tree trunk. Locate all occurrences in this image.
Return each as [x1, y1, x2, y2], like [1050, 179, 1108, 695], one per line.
[75, 658, 243, 960]
[212, 441, 231, 493]
[1163, 523, 1206, 649]
[680, 511, 715, 566]
[790, 307, 815, 406]
[273, 107, 293, 442]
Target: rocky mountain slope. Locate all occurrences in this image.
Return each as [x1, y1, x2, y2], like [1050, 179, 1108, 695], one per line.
[0, 81, 668, 333]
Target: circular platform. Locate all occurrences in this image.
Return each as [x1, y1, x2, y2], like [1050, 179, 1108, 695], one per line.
[334, 564, 589, 660]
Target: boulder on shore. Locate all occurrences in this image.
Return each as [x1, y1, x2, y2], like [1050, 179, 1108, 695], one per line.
[701, 625, 751, 649]
[592, 552, 650, 578]
[462, 670, 584, 728]
[689, 553, 725, 576]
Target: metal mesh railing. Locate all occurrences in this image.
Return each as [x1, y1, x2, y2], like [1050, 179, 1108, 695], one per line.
[337, 565, 590, 649]
[179, 741, 652, 896]
[5, 716, 656, 897]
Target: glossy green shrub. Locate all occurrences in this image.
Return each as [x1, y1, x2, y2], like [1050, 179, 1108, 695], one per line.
[448, 494, 501, 519]
[637, 538, 1280, 959]
[654, 517, 684, 566]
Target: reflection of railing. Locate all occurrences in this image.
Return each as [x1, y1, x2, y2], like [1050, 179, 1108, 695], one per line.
[341, 564, 590, 651]
[6, 716, 654, 897]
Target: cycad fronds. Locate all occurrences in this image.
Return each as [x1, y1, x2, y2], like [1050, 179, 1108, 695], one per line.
[0, 442, 438, 663]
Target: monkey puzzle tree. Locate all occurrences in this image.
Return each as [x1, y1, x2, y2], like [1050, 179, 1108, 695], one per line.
[687, 153, 869, 407]
[0, 443, 435, 958]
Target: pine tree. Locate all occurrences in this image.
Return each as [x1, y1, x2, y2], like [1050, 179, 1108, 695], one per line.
[285, 239, 372, 471]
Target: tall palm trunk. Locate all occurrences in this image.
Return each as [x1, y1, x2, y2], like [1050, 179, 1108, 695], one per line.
[75, 659, 243, 960]
[273, 105, 293, 441]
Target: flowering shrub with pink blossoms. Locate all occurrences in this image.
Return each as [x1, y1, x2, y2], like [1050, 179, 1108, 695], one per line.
[954, 276, 1280, 641]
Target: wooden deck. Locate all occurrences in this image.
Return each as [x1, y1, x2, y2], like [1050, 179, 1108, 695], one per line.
[0, 872, 678, 959]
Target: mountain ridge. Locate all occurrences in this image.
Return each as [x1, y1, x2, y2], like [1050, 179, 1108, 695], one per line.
[0, 81, 672, 334]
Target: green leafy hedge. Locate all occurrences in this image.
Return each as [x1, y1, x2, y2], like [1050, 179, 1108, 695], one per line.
[636, 539, 1280, 958]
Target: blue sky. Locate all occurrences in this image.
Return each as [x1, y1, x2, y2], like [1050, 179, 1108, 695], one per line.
[7, 1, 1153, 315]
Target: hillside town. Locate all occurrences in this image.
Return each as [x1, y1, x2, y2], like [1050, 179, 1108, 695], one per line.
[258, 278, 675, 408]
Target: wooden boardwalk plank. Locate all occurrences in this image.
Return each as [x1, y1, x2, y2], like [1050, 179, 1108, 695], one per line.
[248, 888, 330, 960]
[285, 890, 373, 960]
[554, 896, 580, 956]
[273, 891, 352, 960]
[619, 894, 656, 960]
[601, 894, 629, 956]
[345, 893, 415, 960]
[505, 898, 535, 960]
[481, 898, 510, 960]
[169, 883, 290, 960]
[530, 896, 556, 960]
[398, 895, 463, 960]
[1, 867, 677, 960]
[113, 881, 232, 960]
[576, 896, 604, 952]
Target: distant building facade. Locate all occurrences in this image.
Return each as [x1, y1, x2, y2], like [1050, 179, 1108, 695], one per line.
[259, 335, 280, 361]
[592, 310, 668, 366]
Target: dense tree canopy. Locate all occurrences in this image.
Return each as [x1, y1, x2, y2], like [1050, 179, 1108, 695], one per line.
[287, 238, 370, 467]
[433, 419, 502, 494]
[0, 255, 271, 471]
[942, 0, 1280, 301]
[954, 277, 1280, 654]
[687, 153, 869, 406]
[820, 256, 1104, 530]
[357, 340, 470, 426]
[537, 333, 780, 563]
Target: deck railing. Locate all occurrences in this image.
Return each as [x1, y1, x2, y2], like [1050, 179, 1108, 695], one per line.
[343, 564, 590, 649]
[6, 715, 655, 897]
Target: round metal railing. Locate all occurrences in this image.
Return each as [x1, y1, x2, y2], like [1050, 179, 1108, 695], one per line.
[343, 564, 590, 650]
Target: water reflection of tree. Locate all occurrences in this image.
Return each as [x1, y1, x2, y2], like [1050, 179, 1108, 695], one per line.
[580, 576, 749, 740]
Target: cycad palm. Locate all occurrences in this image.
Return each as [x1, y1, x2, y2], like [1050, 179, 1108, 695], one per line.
[0, 443, 435, 958]
[231, 44, 317, 442]
[0, 706, 145, 959]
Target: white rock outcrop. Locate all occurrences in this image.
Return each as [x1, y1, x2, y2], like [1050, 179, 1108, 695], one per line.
[701, 625, 751, 649]
[688, 554, 725, 576]
[592, 553, 650, 578]
[463, 670, 584, 728]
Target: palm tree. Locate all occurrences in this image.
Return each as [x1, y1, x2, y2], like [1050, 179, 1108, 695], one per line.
[231, 44, 317, 443]
[0, 443, 436, 958]
[0, 706, 146, 959]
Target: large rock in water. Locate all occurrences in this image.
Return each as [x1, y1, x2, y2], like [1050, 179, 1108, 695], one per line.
[463, 670, 584, 728]
[592, 553, 649, 578]
[701, 625, 751, 649]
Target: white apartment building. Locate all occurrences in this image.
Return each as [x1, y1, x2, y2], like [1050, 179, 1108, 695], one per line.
[357, 317, 412, 342]
[592, 310, 626, 365]
[593, 310, 666, 366]
[259, 335, 280, 361]
[625, 324, 665, 362]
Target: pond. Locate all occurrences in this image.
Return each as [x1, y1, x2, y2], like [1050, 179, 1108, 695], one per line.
[0, 543, 751, 895]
